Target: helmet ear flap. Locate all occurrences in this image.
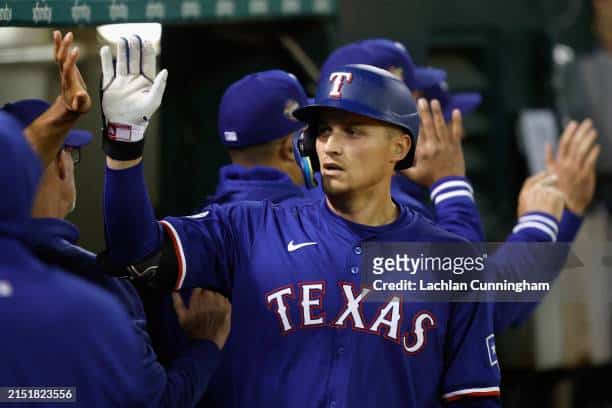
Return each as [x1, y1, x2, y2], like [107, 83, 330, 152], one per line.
[292, 125, 320, 189]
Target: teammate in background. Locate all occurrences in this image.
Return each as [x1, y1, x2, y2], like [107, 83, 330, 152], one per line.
[205, 70, 308, 205]
[1, 97, 231, 407]
[0, 99, 150, 407]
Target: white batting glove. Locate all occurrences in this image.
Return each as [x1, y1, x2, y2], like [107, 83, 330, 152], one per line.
[100, 35, 168, 160]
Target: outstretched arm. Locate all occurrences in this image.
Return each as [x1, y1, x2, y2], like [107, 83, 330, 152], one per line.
[99, 35, 168, 269]
[399, 99, 485, 242]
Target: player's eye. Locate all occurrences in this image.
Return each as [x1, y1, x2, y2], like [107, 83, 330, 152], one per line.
[317, 124, 332, 138]
[344, 126, 362, 137]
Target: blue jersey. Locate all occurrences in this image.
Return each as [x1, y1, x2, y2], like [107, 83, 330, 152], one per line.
[103, 163, 566, 407]
[204, 164, 307, 206]
[21, 217, 221, 408]
[0, 236, 148, 407]
[153, 200, 502, 407]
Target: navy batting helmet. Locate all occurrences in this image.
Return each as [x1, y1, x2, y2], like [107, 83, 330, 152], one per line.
[292, 64, 419, 188]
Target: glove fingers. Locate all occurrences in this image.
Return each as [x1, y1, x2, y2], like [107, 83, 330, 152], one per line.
[128, 35, 141, 76]
[100, 45, 115, 89]
[142, 40, 156, 81]
[147, 69, 168, 112]
[116, 37, 129, 76]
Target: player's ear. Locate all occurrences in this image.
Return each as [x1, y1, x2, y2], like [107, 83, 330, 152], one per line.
[391, 133, 411, 165]
[280, 134, 295, 162]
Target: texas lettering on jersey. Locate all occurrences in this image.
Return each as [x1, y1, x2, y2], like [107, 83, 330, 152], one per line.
[266, 281, 436, 354]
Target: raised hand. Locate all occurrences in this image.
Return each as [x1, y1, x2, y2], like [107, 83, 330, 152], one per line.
[53, 31, 91, 113]
[545, 119, 600, 215]
[100, 35, 168, 161]
[400, 99, 465, 187]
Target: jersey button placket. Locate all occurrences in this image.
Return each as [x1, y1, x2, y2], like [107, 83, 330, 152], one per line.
[349, 242, 362, 278]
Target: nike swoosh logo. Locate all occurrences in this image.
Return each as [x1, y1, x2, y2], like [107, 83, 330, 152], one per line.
[188, 210, 209, 219]
[287, 240, 318, 252]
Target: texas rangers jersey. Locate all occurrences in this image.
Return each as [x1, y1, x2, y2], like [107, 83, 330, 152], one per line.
[159, 199, 501, 407]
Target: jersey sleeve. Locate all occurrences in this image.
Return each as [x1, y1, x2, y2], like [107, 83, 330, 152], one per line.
[160, 201, 266, 294]
[141, 338, 221, 408]
[429, 176, 485, 243]
[492, 212, 568, 332]
[442, 302, 501, 404]
[557, 208, 583, 243]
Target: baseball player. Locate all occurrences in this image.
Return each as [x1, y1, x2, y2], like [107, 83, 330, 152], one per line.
[1, 98, 231, 407]
[98, 33, 572, 405]
[144, 68, 434, 375]
[205, 70, 309, 205]
[0, 107, 152, 407]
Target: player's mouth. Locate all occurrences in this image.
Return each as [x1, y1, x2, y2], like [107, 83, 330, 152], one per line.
[322, 162, 344, 175]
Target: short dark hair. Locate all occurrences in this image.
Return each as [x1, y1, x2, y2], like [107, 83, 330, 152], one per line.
[227, 137, 286, 166]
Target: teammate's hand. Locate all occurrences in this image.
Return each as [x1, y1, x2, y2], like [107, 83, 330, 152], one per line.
[53, 31, 91, 113]
[545, 119, 600, 215]
[100, 35, 168, 160]
[517, 172, 566, 221]
[172, 289, 231, 350]
[400, 99, 465, 187]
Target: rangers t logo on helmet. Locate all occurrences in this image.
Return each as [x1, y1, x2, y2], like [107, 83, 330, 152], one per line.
[328, 72, 353, 99]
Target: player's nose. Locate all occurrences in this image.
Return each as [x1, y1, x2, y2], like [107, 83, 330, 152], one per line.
[322, 126, 343, 155]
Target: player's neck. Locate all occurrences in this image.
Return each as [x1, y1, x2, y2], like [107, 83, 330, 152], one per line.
[326, 182, 398, 227]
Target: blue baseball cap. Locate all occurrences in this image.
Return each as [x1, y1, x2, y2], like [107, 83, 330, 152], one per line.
[218, 70, 309, 148]
[0, 110, 42, 222]
[422, 81, 482, 121]
[1, 99, 93, 147]
[320, 39, 446, 91]
[63, 129, 93, 148]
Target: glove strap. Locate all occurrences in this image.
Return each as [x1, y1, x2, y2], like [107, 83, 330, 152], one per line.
[103, 122, 147, 161]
